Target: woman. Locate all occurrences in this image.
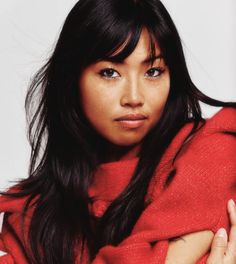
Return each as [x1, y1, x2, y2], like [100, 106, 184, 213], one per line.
[0, 0, 235, 263]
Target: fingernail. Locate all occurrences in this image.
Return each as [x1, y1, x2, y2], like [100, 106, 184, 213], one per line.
[216, 228, 227, 238]
[228, 199, 236, 212]
[229, 199, 235, 207]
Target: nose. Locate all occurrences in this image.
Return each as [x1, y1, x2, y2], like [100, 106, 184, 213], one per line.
[120, 79, 144, 108]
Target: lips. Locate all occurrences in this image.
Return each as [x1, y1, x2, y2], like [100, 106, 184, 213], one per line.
[114, 113, 147, 121]
[114, 113, 147, 129]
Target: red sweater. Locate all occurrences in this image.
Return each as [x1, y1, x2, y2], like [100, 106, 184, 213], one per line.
[0, 107, 236, 264]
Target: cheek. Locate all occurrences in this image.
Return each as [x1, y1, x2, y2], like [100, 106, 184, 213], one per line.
[147, 79, 170, 121]
[149, 81, 170, 109]
[79, 79, 117, 123]
[81, 91, 107, 121]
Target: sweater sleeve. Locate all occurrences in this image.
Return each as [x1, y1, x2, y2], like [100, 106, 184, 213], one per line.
[0, 195, 31, 264]
[0, 213, 14, 264]
[92, 127, 236, 263]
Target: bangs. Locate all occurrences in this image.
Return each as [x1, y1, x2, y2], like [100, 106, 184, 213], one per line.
[103, 27, 158, 66]
[83, 23, 160, 67]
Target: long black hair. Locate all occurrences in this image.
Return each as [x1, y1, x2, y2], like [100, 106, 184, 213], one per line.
[2, 0, 235, 263]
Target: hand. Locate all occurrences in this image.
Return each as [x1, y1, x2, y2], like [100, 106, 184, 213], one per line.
[206, 199, 236, 264]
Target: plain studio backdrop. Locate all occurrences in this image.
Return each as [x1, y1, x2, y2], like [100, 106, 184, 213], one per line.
[0, 0, 235, 190]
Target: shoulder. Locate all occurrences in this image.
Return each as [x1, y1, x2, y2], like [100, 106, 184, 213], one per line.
[173, 107, 236, 182]
[201, 107, 236, 135]
[158, 107, 236, 180]
[155, 107, 236, 172]
[0, 189, 34, 264]
[176, 107, 236, 162]
[149, 107, 236, 196]
[0, 188, 29, 215]
[150, 107, 236, 202]
[0, 187, 37, 228]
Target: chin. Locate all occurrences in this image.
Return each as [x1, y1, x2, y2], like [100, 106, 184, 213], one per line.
[109, 136, 144, 147]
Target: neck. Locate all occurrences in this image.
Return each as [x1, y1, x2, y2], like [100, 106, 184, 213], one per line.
[97, 141, 141, 164]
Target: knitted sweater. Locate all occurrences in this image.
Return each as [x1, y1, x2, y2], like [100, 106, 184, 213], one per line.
[0, 107, 235, 264]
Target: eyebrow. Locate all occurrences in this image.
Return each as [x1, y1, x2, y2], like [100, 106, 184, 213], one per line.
[101, 54, 163, 65]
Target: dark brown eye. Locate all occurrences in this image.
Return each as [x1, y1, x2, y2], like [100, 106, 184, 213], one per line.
[145, 67, 164, 78]
[99, 68, 119, 78]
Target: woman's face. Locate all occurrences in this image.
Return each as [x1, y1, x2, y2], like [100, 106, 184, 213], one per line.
[79, 28, 170, 146]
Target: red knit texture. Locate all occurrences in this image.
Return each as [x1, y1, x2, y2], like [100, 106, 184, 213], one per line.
[0, 107, 236, 263]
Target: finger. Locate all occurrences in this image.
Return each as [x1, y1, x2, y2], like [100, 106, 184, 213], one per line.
[227, 199, 236, 247]
[228, 199, 236, 225]
[207, 228, 227, 263]
[225, 199, 236, 259]
[225, 242, 236, 262]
